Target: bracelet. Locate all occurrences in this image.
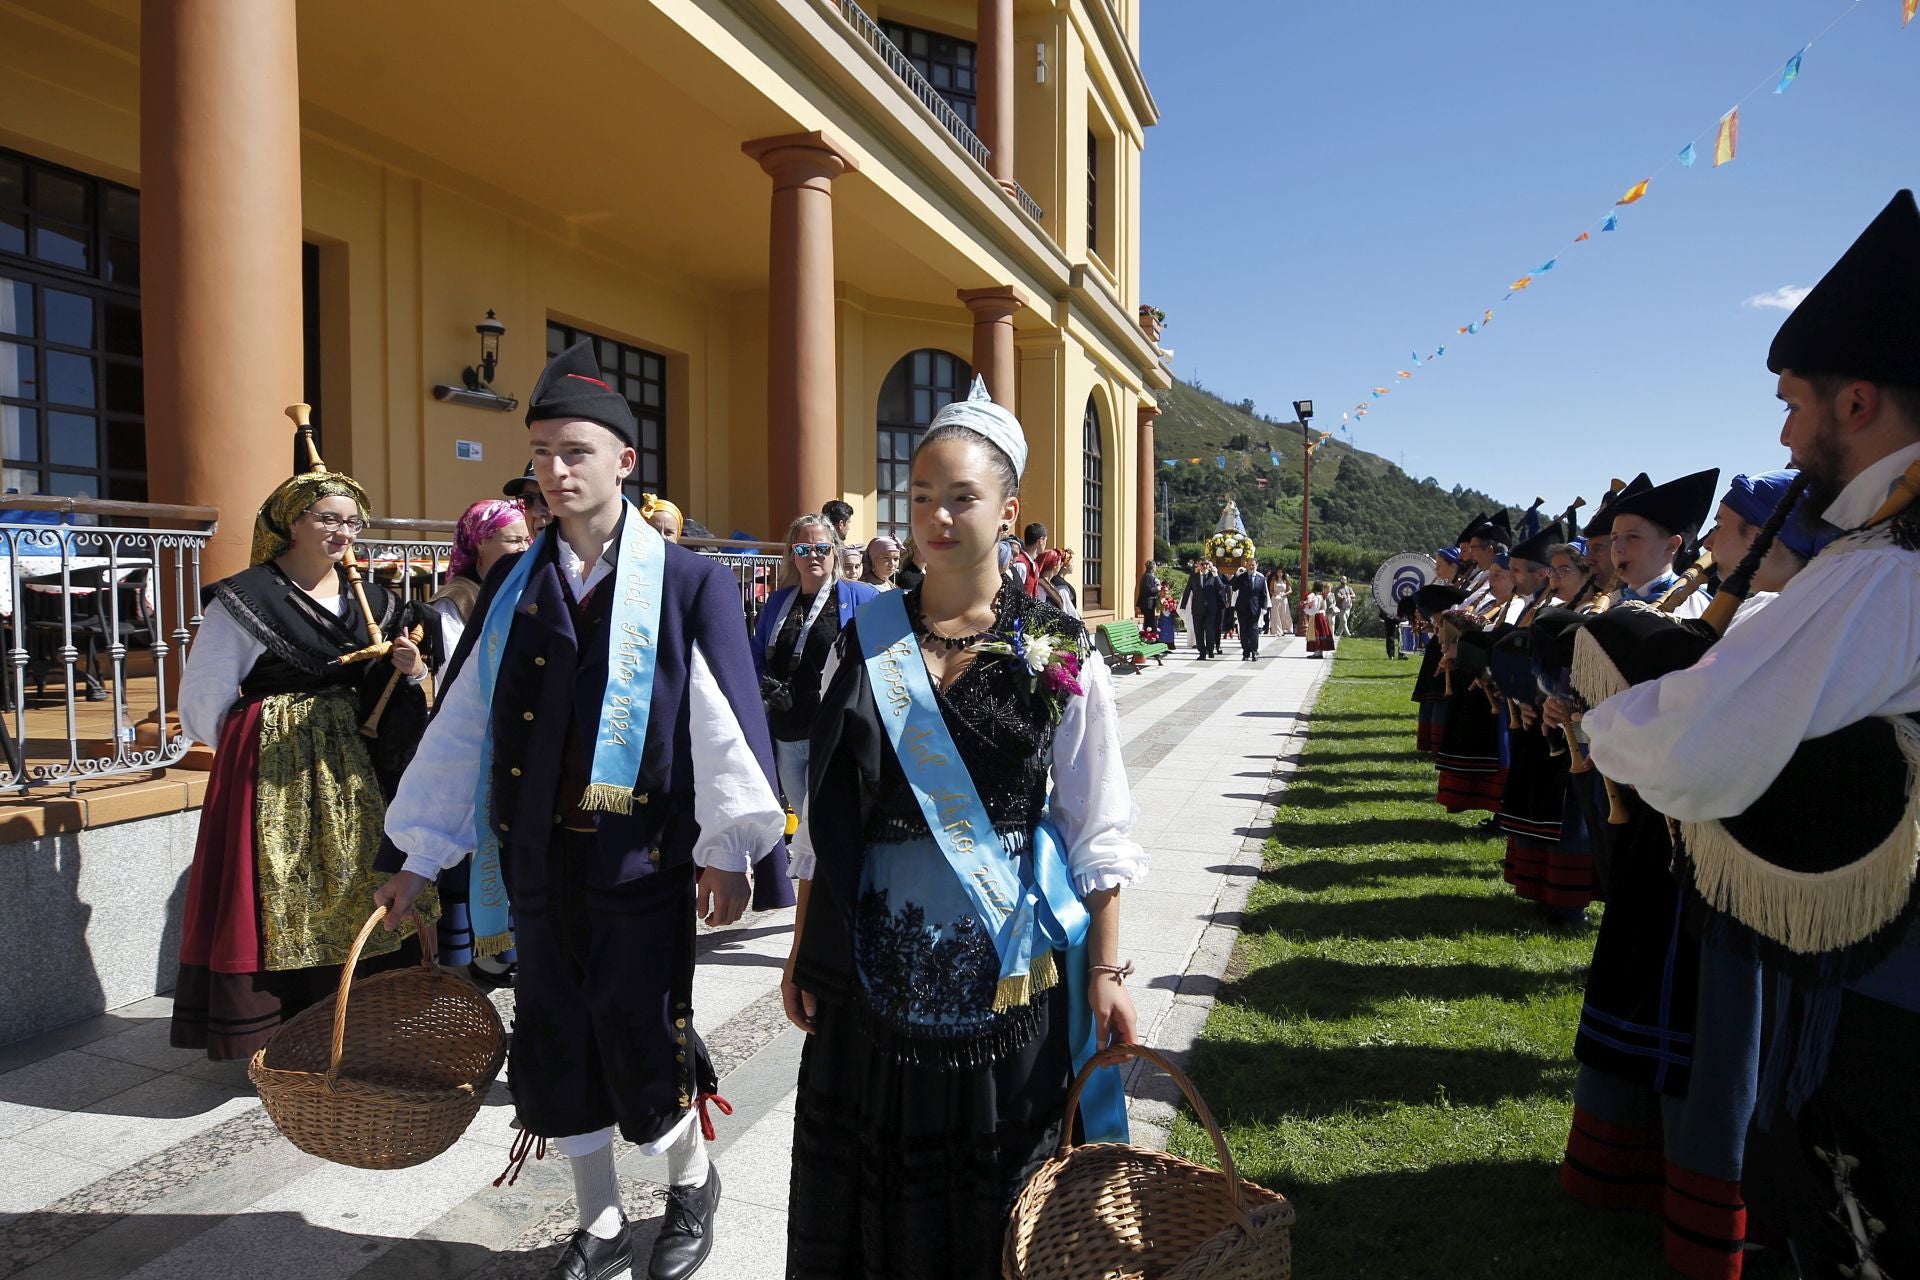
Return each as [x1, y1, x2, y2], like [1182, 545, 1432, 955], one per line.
[1090, 961, 1134, 983]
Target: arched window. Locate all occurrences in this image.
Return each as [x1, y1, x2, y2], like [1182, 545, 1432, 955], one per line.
[875, 348, 970, 543]
[1081, 395, 1105, 609]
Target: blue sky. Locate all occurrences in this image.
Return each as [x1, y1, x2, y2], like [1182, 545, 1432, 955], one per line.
[1139, 0, 1918, 507]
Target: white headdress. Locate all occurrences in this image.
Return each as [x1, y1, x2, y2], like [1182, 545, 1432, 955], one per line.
[927, 376, 1028, 481]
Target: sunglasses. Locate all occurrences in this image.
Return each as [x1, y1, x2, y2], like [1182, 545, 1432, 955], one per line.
[791, 543, 836, 558]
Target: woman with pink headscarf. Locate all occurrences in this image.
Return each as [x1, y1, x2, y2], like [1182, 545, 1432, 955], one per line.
[428, 498, 531, 659]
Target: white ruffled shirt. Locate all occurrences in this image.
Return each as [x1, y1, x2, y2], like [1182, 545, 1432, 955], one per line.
[383, 531, 785, 881]
[786, 644, 1148, 897]
[1584, 441, 1920, 821]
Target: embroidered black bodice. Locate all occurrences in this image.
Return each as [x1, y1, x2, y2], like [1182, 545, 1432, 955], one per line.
[861, 583, 1086, 844]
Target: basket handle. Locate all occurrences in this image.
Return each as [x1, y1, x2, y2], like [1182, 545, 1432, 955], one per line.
[1059, 1042, 1256, 1235]
[326, 906, 437, 1082]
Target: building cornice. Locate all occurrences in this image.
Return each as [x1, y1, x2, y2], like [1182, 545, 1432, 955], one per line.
[1081, 0, 1158, 129]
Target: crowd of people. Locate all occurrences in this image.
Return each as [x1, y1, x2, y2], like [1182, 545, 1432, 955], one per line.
[166, 348, 1143, 1280]
[1399, 191, 1919, 1280]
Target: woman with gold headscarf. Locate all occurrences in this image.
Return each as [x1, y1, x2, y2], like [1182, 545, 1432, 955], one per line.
[639, 491, 683, 543]
[169, 448, 438, 1061]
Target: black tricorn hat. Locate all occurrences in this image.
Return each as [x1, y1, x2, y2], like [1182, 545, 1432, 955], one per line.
[1510, 521, 1565, 567]
[1768, 190, 1920, 387]
[1604, 468, 1718, 541]
[1583, 473, 1651, 537]
[526, 339, 637, 445]
[1454, 511, 1489, 545]
[1416, 583, 1469, 618]
[503, 462, 538, 499]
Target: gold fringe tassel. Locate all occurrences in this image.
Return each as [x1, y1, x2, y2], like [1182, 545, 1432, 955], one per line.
[578, 782, 635, 815]
[473, 931, 515, 961]
[1681, 716, 1920, 955]
[1570, 616, 1635, 708]
[991, 949, 1060, 1013]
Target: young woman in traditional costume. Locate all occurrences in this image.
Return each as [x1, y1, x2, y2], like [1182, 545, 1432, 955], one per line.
[1302, 580, 1335, 657]
[782, 379, 1145, 1280]
[171, 428, 434, 1061]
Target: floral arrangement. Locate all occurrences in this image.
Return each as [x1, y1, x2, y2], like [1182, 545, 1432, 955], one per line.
[1205, 531, 1256, 566]
[1157, 580, 1177, 616]
[974, 617, 1085, 722]
[1139, 305, 1168, 326]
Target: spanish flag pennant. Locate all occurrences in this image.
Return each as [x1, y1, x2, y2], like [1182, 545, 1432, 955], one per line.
[1374, 387, 1390, 395]
[1906, 0, 1916, 27]
[1510, 275, 1533, 291]
[1713, 108, 1739, 167]
[1483, 309, 1494, 325]
[1188, 457, 1201, 465]
[1457, 325, 1472, 333]
[1616, 178, 1650, 205]
[1397, 370, 1413, 379]
[1574, 231, 1591, 243]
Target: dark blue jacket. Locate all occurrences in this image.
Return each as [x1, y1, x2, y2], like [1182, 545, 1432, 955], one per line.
[751, 580, 878, 682]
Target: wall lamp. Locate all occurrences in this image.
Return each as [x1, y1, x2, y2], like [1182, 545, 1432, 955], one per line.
[1036, 41, 1047, 84]
[432, 308, 519, 411]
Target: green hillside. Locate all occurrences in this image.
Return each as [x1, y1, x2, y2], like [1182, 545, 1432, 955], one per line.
[1151, 378, 1521, 575]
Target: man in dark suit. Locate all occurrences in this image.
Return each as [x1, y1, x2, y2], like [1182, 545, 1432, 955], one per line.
[1231, 561, 1267, 660]
[1182, 559, 1229, 659]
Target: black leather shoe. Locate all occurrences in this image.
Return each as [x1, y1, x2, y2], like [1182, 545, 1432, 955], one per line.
[550, 1220, 632, 1280]
[466, 960, 517, 991]
[648, 1166, 720, 1280]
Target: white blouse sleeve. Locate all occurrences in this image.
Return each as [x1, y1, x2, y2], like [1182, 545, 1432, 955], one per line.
[383, 642, 487, 880]
[179, 599, 264, 747]
[785, 646, 842, 881]
[430, 597, 466, 661]
[1049, 655, 1147, 894]
[688, 640, 788, 873]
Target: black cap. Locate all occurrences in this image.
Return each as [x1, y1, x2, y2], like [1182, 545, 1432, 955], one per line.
[503, 462, 538, 499]
[1768, 190, 1920, 387]
[1583, 473, 1651, 537]
[1454, 511, 1488, 545]
[1416, 583, 1469, 617]
[1605, 468, 1719, 541]
[1510, 521, 1565, 567]
[526, 339, 637, 445]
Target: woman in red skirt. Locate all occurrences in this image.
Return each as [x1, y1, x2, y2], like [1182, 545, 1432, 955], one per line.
[1303, 581, 1337, 657]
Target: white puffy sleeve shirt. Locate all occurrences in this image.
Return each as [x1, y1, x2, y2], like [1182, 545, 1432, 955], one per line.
[788, 647, 1148, 896]
[1582, 537, 1920, 821]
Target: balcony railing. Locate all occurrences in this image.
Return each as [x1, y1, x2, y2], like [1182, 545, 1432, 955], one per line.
[827, 0, 1047, 224]
[1, 497, 214, 796]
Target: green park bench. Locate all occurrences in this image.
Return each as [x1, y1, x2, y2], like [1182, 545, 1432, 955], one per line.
[1094, 620, 1170, 671]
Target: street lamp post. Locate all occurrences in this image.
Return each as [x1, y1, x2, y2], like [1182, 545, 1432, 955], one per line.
[1293, 399, 1314, 635]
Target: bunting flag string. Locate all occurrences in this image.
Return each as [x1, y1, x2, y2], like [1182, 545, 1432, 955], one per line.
[1332, 0, 1903, 436]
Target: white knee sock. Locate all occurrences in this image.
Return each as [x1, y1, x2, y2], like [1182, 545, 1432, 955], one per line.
[665, 1122, 710, 1189]
[554, 1128, 622, 1239]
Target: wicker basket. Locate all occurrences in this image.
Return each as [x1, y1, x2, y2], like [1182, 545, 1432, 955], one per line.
[1004, 1043, 1294, 1280]
[249, 907, 506, 1170]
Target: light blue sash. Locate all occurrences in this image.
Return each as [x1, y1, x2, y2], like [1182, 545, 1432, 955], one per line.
[857, 589, 1128, 1141]
[466, 501, 664, 955]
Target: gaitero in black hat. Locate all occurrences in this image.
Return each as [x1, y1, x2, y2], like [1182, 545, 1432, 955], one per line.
[525, 339, 638, 445]
[1768, 189, 1920, 388]
[1605, 468, 1718, 541]
[1510, 521, 1565, 567]
[1584, 473, 1651, 538]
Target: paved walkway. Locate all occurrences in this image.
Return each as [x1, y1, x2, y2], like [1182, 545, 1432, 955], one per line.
[0, 634, 1332, 1280]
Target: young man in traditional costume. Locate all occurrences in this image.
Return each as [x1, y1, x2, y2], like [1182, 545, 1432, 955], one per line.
[1600, 469, 1719, 618]
[1582, 191, 1920, 1277]
[377, 340, 787, 1280]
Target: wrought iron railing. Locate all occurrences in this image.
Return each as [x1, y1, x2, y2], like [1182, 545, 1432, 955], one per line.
[827, 0, 1047, 224]
[359, 517, 458, 607]
[682, 537, 787, 636]
[0, 497, 214, 795]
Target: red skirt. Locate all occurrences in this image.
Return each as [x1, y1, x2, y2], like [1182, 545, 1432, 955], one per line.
[1305, 614, 1335, 653]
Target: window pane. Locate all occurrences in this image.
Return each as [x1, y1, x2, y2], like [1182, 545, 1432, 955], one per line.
[0, 278, 31, 337]
[642, 419, 660, 451]
[46, 471, 96, 500]
[4, 465, 41, 497]
[104, 301, 140, 356]
[44, 289, 93, 347]
[623, 349, 640, 375]
[0, 341, 35, 398]
[33, 171, 87, 223]
[104, 188, 138, 238]
[107, 420, 144, 470]
[105, 236, 139, 287]
[912, 351, 929, 383]
[0, 210, 23, 256]
[3, 405, 37, 462]
[45, 350, 95, 406]
[104, 361, 141, 414]
[49, 412, 97, 467]
[547, 324, 566, 357]
[34, 221, 90, 270]
[0, 158, 22, 209]
[107, 474, 145, 502]
[913, 389, 932, 423]
[642, 381, 660, 408]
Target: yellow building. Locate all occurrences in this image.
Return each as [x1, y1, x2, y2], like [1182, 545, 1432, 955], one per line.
[0, 0, 1168, 617]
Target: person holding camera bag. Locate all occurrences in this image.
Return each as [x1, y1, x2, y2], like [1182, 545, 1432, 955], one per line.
[753, 514, 878, 839]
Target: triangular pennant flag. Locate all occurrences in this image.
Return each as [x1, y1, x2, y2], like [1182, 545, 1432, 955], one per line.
[1356, 408, 1368, 417]
[1574, 231, 1591, 243]
[1537, 259, 1557, 273]
[1906, 0, 1916, 27]
[1467, 322, 1479, 334]
[1775, 49, 1803, 93]
[1457, 325, 1471, 334]
[1713, 108, 1739, 166]
[1602, 213, 1619, 232]
[1189, 457, 1201, 465]
[1436, 345, 1446, 357]
[1270, 452, 1281, 465]
[1483, 309, 1494, 324]
[1616, 178, 1650, 205]
[1510, 275, 1533, 291]
[1162, 457, 1176, 467]
[1396, 370, 1413, 379]
[1679, 142, 1697, 169]
[1412, 352, 1422, 367]
[1374, 387, 1390, 394]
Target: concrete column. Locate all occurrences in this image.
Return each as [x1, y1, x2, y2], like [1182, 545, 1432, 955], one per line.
[742, 132, 858, 528]
[1136, 401, 1160, 571]
[976, 0, 1016, 191]
[140, 0, 306, 585]
[957, 286, 1027, 410]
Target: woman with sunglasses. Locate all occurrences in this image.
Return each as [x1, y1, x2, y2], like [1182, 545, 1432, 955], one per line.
[170, 431, 436, 1062]
[752, 516, 878, 849]
[782, 381, 1144, 1279]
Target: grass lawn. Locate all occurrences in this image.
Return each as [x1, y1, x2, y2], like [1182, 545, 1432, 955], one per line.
[1168, 646, 1778, 1279]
